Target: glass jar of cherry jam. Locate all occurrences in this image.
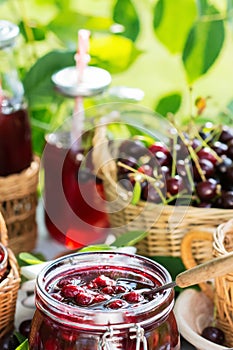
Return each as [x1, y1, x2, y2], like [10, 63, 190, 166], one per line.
[29, 252, 180, 350]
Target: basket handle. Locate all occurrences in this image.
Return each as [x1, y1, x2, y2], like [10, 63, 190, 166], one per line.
[92, 124, 117, 183]
[0, 212, 8, 247]
[181, 230, 214, 299]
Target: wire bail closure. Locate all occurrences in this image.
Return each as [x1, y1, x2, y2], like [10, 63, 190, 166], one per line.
[98, 324, 148, 350]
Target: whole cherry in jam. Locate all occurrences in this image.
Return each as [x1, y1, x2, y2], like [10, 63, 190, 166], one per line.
[48, 272, 155, 310]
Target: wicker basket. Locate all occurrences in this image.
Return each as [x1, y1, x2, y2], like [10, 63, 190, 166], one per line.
[92, 125, 233, 257]
[212, 219, 233, 347]
[0, 211, 21, 339]
[0, 156, 40, 255]
[181, 221, 233, 347]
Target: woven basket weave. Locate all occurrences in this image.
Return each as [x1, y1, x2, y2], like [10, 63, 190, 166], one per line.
[92, 125, 233, 257]
[0, 211, 21, 339]
[212, 219, 233, 347]
[0, 156, 40, 255]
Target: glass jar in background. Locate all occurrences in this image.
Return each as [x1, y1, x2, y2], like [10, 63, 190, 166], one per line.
[29, 251, 180, 350]
[42, 55, 112, 249]
[0, 20, 32, 176]
[43, 128, 110, 249]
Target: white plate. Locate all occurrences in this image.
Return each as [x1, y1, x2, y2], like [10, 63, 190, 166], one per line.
[174, 289, 231, 350]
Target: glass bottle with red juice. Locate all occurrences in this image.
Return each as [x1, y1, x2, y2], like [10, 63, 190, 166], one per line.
[43, 29, 112, 249]
[0, 20, 32, 176]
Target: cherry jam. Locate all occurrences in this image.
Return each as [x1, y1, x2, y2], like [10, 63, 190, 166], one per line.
[29, 252, 180, 350]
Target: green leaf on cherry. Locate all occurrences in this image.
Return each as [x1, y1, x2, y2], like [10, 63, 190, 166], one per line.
[18, 252, 45, 266]
[113, 230, 147, 247]
[182, 4, 225, 82]
[153, 0, 197, 54]
[131, 179, 141, 205]
[155, 92, 182, 116]
[113, 0, 140, 41]
[78, 244, 112, 252]
[15, 339, 29, 350]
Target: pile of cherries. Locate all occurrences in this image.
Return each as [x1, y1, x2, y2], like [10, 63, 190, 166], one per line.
[116, 124, 233, 208]
[48, 272, 153, 310]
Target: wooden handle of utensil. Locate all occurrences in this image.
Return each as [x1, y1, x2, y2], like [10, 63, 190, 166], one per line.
[176, 251, 233, 288]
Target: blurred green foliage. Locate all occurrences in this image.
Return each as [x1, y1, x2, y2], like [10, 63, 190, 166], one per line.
[1, 0, 233, 155]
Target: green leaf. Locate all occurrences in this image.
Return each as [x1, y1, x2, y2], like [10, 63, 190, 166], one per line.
[23, 50, 75, 107]
[78, 244, 112, 252]
[113, 230, 148, 247]
[131, 180, 142, 205]
[196, 0, 210, 16]
[19, 21, 46, 42]
[155, 92, 182, 116]
[14, 331, 26, 345]
[16, 339, 29, 350]
[182, 9, 225, 82]
[18, 252, 45, 266]
[113, 0, 140, 41]
[90, 35, 142, 73]
[153, 0, 197, 53]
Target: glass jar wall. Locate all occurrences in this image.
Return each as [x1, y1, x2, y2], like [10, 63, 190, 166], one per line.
[29, 251, 180, 350]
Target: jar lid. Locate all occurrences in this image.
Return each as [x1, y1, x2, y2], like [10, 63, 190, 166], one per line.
[0, 20, 19, 49]
[51, 66, 112, 97]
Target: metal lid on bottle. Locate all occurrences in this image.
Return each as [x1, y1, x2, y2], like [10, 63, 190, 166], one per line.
[0, 20, 19, 49]
[52, 66, 112, 97]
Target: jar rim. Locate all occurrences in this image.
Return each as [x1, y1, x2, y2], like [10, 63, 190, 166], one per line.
[0, 20, 19, 49]
[36, 251, 174, 328]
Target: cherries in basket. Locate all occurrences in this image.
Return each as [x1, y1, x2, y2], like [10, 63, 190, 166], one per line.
[116, 123, 233, 208]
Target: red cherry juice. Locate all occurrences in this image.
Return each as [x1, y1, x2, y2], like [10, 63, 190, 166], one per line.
[0, 100, 32, 176]
[43, 132, 109, 249]
[29, 252, 180, 350]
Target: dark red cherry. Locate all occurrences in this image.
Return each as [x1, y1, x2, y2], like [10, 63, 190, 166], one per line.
[92, 275, 115, 287]
[138, 164, 154, 177]
[107, 299, 127, 309]
[75, 292, 94, 306]
[19, 319, 32, 338]
[117, 155, 138, 174]
[61, 285, 84, 298]
[119, 139, 148, 158]
[211, 141, 228, 156]
[227, 139, 233, 160]
[123, 291, 144, 303]
[148, 141, 169, 155]
[219, 126, 233, 144]
[0, 333, 19, 350]
[166, 175, 184, 196]
[201, 326, 225, 345]
[141, 183, 163, 203]
[197, 147, 218, 165]
[221, 191, 233, 209]
[193, 158, 214, 181]
[196, 179, 217, 201]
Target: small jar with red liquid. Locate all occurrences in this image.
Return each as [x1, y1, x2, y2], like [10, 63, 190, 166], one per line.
[0, 20, 32, 176]
[29, 251, 180, 350]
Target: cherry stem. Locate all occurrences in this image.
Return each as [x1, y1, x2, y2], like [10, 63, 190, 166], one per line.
[117, 161, 167, 204]
[175, 127, 207, 182]
[171, 129, 177, 178]
[191, 122, 222, 163]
